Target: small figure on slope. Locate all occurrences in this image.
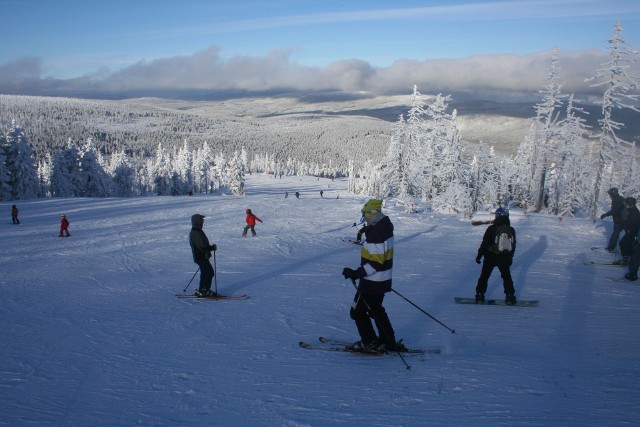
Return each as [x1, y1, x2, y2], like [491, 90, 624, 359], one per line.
[189, 214, 217, 297]
[600, 187, 626, 252]
[11, 205, 19, 224]
[475, 207, 517, 305]
[342, 199, 404, 353]
[59, 213, 71, 237]
[242, 208, 263, 237]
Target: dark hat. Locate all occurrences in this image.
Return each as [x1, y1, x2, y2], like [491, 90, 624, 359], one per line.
[608, 187, 619, 196]
[246, 209, 252, 214]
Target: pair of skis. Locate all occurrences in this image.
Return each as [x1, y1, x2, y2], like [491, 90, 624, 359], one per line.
[176, 293, 249, 300]
[299, 337, 440, 356]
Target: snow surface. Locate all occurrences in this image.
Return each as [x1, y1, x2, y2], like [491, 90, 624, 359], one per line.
[1, 174, 639, 426]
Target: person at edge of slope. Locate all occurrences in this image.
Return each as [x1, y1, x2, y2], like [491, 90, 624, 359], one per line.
[625, 197, 640, 281]
[617, 197, 640, 268]
[475, 207, 517, 305]
[242, 208, 263, 237]
[189, 214, 217, 297]
[601, 187, 626, 252]
[342, 199, 405, 353]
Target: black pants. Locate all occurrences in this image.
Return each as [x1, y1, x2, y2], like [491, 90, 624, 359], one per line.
[196, 259, 214, 291]
[350, 292, 396, 346]
[476, 257, 515, 295]
[629, 243, 640, 276]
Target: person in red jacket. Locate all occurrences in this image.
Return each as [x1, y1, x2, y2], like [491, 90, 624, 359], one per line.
[59, 213, 71, 237]
[11, 205, 20, 224]
[242, 208, 263, 237]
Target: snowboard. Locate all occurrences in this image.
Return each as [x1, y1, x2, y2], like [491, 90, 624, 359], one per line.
[454, 297, 538, 307]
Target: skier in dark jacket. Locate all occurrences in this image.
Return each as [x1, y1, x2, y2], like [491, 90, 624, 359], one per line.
[601, 187, 626, 252]
[625, 198, 640, 281]
[475, 207, 517, 305]
[189, 214, 217, 297]
[617, 197, 640, 267]
[342, 199, 402, 353]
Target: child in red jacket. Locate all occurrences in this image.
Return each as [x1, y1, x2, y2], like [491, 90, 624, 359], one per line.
[242, 209, 263, 237]
[59, 213, 71, 237]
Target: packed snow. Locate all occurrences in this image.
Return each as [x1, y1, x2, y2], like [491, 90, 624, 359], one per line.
[1, 174, 638, 426]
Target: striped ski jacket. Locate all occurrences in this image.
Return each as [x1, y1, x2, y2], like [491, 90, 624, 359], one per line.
[356, 214, 394, 295]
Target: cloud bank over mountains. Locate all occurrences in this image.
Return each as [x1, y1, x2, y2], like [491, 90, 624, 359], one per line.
[0, 45, 615, 101]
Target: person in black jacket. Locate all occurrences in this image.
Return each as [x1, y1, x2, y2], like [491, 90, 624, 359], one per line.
[189, 214, 217, 297]
[475, 207, 517, 305]
[625, 198, 640, 280]
[342, 199, 402, 352]
[601, 187, 626, 252]
[617, 197, 640, 267]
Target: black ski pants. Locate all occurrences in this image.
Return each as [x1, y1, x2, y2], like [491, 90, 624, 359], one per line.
[476, 256, 515, 296]
[195, 258, 214, 291]
[350, 292, 396, 346]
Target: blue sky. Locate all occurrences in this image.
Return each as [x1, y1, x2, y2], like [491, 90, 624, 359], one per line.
[2, 0, 640, 99]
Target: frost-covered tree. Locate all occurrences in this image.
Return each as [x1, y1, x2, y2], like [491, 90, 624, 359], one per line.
[152, 143, 172, 196]
[176, 140, 194, 194]
[379, 114, 406, 197]
[49, 138, 81, 197]
[2, 120, 39, 199]
[79, 138, 110, 197]
[110, 150, 137, 197]
[531, 48, 565, 212]
[226, 150, 246, 196]
[586, 21, 640, 220]
[0, 142, 11, 200]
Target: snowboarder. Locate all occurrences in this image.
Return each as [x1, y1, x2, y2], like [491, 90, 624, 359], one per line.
[342, 199, 402, 352]
[189, 214, 217, 297]
[475, 207, 517, 305]
[11, 205, 19, 224]
[242, 208, 263, 237]
[601, 187, 626, 252]
[59, 213, 71, 237]
[617, 197, 640, 267]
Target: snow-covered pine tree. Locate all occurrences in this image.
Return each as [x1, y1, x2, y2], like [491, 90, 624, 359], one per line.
[49, 138, 81, 197]
[0, 141, 11, 200]
[79, 138, 110, 197]
[531, 48, 565, 212]
[586, 21, 640, 220]
[110, 150, 137, 197]
[2, 120, 39, 200]
[152, 143, 172, 196]
[226, 150, 246, 196]
[176, 140, 194, 195]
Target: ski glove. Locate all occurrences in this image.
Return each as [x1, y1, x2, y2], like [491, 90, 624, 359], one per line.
[342, 267, 361, 281]
[475, 255, 482, 264]
[209, 244, 217, 252]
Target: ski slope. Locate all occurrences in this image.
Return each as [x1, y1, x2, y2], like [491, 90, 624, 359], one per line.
[1, 174, 638, 426]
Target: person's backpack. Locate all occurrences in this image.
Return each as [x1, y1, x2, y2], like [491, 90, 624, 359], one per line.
[489, 225, 514, 255]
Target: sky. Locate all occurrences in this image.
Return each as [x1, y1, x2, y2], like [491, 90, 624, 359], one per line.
[1, 174, 639, 425]
[2, 0, 640, 100]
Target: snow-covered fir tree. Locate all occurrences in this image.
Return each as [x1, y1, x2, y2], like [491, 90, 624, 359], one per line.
[110, 150, 137, 197]
[79, 138, 110, 197]
[0, 139, 12, 200]
[586, 21, 640, 220]
[2, 120, 39, 200]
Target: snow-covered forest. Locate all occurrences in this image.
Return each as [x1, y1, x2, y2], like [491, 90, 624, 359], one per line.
[1, 23, 639, 220]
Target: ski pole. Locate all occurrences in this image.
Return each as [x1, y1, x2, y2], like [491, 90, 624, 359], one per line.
[213, 249, 218, 295]
[183, 268, 200, 293]
[391, 289, 456, 334]
[347, 278, 411, 370]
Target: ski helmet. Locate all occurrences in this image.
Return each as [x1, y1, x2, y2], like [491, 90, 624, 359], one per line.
[608, 187, 619, 196]
[495, 207, 509, 218]
[246, 209, 252, 214]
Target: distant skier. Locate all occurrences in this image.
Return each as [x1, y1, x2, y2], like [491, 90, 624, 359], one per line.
[242, 209, 263, 237]
[320, 190, 324, 198]
[11, 205, 19, 224]
[342, 199, 403, 353]
[295, 191, 300, 199]
[59, 213, 71, 237]
[189, 214, 217, 297]
[474, 207, 517, 305]
[601, 187, 626, 252]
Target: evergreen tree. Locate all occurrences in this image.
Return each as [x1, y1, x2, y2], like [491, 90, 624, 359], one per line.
[2, 120, 39, 200]
[79, 138, 110, 197]
[586, 21, 640, 220]
[0, 140, 11, 200]
[110, 150, 137, 197]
